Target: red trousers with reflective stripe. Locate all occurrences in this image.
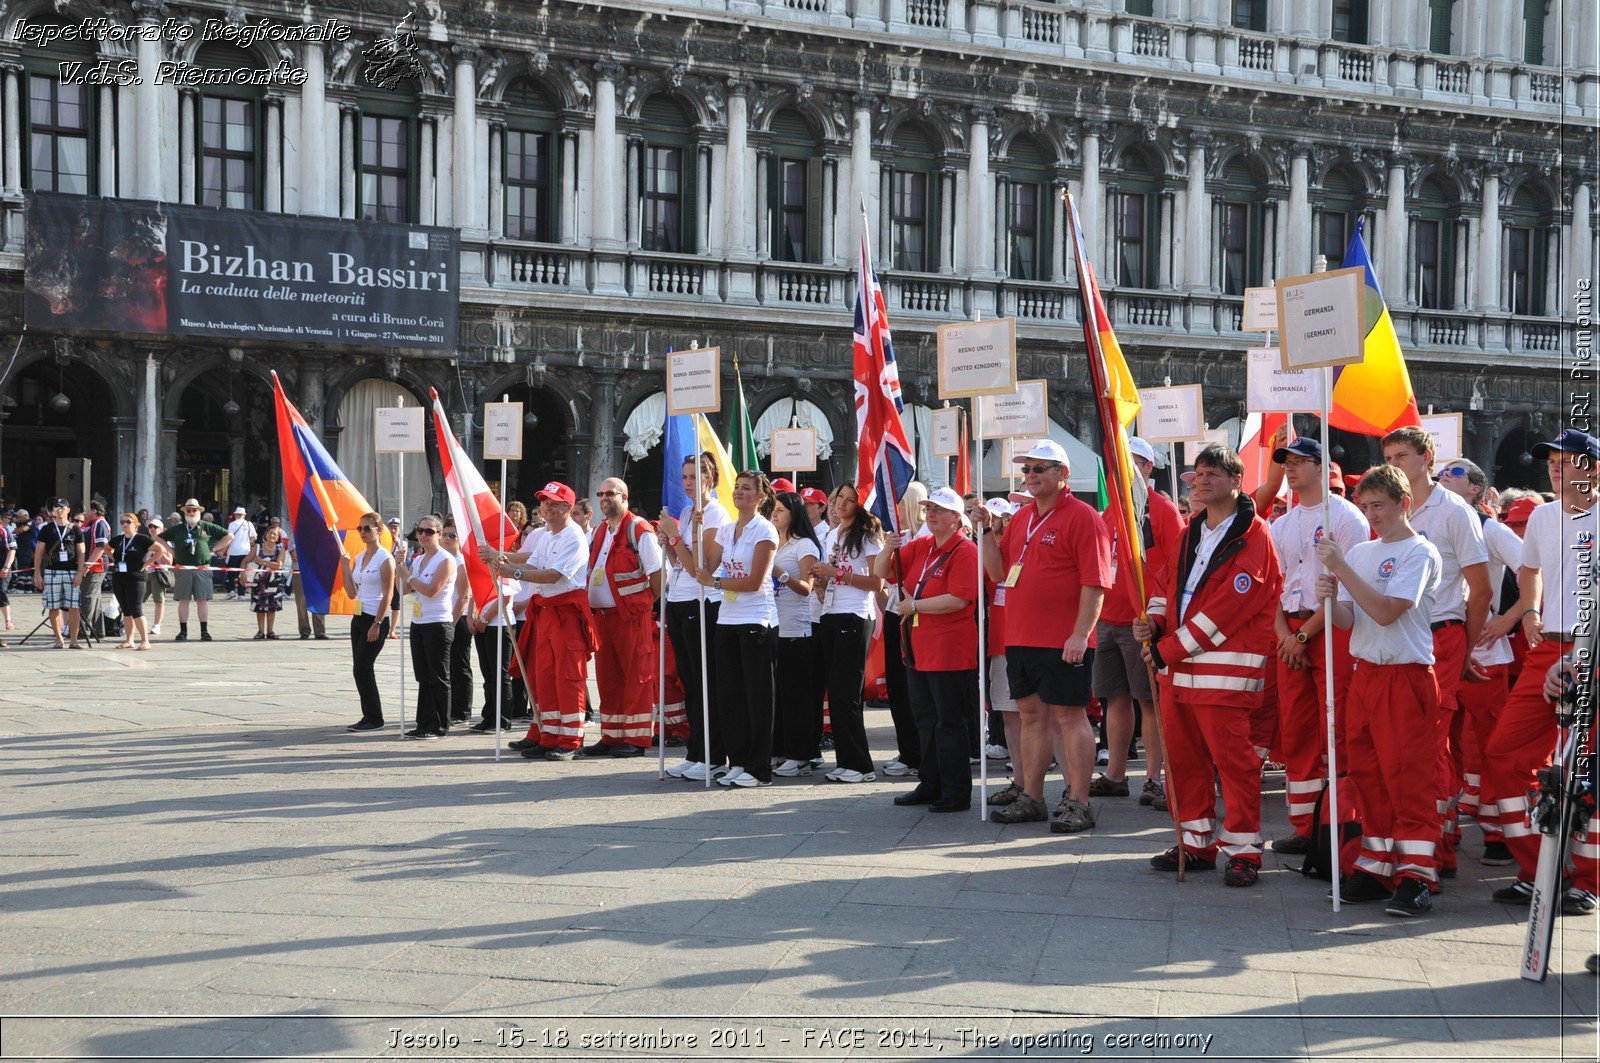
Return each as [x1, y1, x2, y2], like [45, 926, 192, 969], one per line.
[1483, 640, 1599, 891]
[659, 620, 689, 739]
[1455, 662, 1509, 842]
[1159, 683, 1263, 866]
[1346, 662, 1443, 887]
[1276, 618, 1353, 837]
[512, 606, 542, 743]
[534, 603, 592, 751]
[1430, 624, 1468, 868]
[592, 608, 657, 748]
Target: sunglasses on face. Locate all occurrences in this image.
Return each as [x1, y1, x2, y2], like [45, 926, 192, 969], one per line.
[442, 532, 458, 540]
[1019, 464, 1060, 475]
[120, 519, 136, 525]
[359, 525, 378, 533]
[596, 490, 620, 498]
[416, 528, 437, 537]
[1440, 465, 1471, 478]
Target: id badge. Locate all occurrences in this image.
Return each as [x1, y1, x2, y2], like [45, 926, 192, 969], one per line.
[994, 587, 1007, 606]
[58, 549, 70, 564]
[723, 590, 740, 604]
[591, 568, 606, 587]
[912, 613, 921, 628]
[117, 562, 128, 573]
[1003, 563, 1023, 588]
[412, 599, 423, 620]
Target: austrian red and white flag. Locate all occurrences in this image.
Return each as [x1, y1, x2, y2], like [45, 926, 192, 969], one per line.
[1240, 412, 1292, 502]
[428, 388, 520, 612]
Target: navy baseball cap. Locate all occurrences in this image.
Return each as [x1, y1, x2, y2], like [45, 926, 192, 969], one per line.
[1272, 437, 1322, 465]
[1530, 428, 1600, 462]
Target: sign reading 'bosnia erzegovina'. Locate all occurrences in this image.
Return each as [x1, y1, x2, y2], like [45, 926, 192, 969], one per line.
[23, 191, 458, 351]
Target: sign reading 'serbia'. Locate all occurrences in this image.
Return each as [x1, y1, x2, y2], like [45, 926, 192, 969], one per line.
[23, 191, 459, 350]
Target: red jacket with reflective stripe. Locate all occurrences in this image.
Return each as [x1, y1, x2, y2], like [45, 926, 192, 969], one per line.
[588, 512, 654, 618]
[1147, 493, 1282, 708]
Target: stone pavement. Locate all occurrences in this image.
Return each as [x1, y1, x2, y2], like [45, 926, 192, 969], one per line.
[0, 598, 1596, 1061]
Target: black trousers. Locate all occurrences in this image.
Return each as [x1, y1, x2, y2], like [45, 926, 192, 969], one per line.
[773, 632, 818, 761]
[881, 613, 920, 766]
[473, 624, 525, 722]
[410, 620, 452, 734]
[350, 613, 390, 725]
[715, 623, 776, 782]
[815, 613, 874, 773]
[906, 668, 974, 805]
[666, 598, 722, 766]
[111, 574, 146, 620]
[449, 617, 475, 720]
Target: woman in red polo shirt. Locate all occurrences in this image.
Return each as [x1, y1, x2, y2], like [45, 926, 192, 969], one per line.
[873, 487, 979, 812]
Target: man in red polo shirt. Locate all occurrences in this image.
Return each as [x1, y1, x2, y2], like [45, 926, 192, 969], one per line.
[979, 439, 1112, 834]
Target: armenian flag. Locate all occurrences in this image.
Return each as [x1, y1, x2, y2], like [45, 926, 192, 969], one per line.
[271, 372, 387, 615]
[1329, 218, 1421, 436]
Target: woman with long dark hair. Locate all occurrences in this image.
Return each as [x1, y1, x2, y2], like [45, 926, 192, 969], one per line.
[811, 483, 885, 782]
[657, 453, 731, 782]
[770, 490, 822, 776]
[337, 512, 397, 732]
[696, 471, 780, 787]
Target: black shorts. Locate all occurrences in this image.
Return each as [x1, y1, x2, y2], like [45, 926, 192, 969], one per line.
[1006, 645, 1094, 708]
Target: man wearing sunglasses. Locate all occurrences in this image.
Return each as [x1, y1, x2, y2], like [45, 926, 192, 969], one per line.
[980, 439, 1111, 835]
[159, 499, 234, 642]
[584, 477, 664, 758]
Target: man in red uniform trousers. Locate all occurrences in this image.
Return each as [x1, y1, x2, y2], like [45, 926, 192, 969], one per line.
[1135, 444, 1282, 887]
[585, 477, 664, 758]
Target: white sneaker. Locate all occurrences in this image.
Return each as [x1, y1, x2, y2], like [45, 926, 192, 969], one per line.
[882, 760, 913, 777]
[1095, 748, 1110, 766]
[731, 772, 770, 788]
[773, 759, 813, 777]
[717, 766, 746, 787]
[809, 756, 826, 769]
[708, 764, 734, 782]
[824, 767, 847, 781]
[680, 762, 711, 782]
[665, 759, 699, 779]
[829, 769, 876, 783]
[149, 624, 161, 635]
[985, 744, 1009, 761]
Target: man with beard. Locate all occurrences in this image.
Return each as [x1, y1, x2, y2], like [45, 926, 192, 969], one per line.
[584, 477, 664, 758]
[160, 499, 234, 642]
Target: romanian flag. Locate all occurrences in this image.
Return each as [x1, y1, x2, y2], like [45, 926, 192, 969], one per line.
[1329, 218, 1421, 436]
[272, 372, 388, 615]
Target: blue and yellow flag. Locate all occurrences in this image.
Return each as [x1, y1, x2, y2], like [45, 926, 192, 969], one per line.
[1330, 218, 1421, 436]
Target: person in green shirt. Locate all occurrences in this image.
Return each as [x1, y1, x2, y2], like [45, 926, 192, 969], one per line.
[160, 498, 233, 642]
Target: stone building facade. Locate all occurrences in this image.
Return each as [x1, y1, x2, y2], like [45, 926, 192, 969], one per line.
[0, 0, 1593, 517]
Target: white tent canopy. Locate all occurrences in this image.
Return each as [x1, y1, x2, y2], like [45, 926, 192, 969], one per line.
[980, 419, 1101, 495]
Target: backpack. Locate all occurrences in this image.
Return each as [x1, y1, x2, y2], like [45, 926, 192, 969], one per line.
[1299, 774, 1362, 881]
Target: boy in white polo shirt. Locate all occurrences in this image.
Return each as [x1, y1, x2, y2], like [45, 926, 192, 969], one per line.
[1317, 464, 1444, 917]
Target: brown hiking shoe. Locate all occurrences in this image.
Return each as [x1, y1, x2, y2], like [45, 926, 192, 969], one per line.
[986, 781, 1024, 806]
[1088, 774, 1130, 797]
[1050, 798, 1096, 834]
[992, 794, 1047, 824]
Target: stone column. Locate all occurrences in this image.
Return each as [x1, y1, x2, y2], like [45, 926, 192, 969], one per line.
[1542, 222, 1561, 317]
[1570, 182, 1593, 302]
[1079, 122, 1104, 260]
[723, 80, 750, 257]
[299, 42, 327, 215]
[590, 369, 618, 494]
[1384, 156, 1409, 302]
[418, 117, 436, 224]
[754, 147, 771, 259]
[1285, 147, 1311, 278]
[1468, 411, 1499, 478]
[1182, 134, 1210, 290]
[339, 106, 357, 219]
[1476, 167, 1501, 310]
[940, 167, 959, 275]
[592, 62, 622, 248]
[135, 348, 162, 513]
[966, 106, 995, 276]
[624, 136, 642, 248]
[159, 418, 183, 517]
[487, 123, 504, 236]
[132, 0, 164, 200]
[821, 156, 839, 264]
[1159, 189, 1178, 289]
[851, 93, 875, 256]
[98, 86, 116, 195]
[178, 90, 197, 204]
[452, 45, 480, 232]
[560, 129, 579, 244]
[300, 358, 328, 442]
[0, 65, 18, 195]
[264, 95, 283, 212]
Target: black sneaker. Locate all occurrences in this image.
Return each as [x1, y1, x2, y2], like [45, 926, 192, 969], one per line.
[1150, 847, 1215, 873]
[347, 720, 384, 732]
[200, 630, 213, 642]
[403, 729, 439, 741]
[519, 745, 554, 760]
[610, 744, 644, 758]
[1271, 834, 1311, 856]
[508, 738, 539, 751]
[580, 741, 615, 758]
[543, 747, 577, 761]
[819, 735, 835, 751]
[1563, 888, 1598, 916]
[1222, 857, 1260, 888]
[174, 631, 188, 642]
[1338, 872, 1393, 904]
[1386, 877, 1433, 917]
[1493, 880, 1536, 905]
[1481, 840, 1515, 866]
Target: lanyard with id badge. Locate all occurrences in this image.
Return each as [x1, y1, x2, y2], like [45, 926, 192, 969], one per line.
[995, 505, 1059, 606]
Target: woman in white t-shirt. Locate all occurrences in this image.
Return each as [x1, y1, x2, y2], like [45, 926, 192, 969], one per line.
[811, 483, 886, 782]
[336, 512, 397, 732]
[399, 513, 458, 740]
[657, 454, 733, 780]
[770, 491, 822, 777]
[696, 471, 780, 787]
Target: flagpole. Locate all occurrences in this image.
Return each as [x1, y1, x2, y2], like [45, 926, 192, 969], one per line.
[1313, 253, 1343, 914]
[695, 416, 712, 789]
[494, 395, 509, 762]
[971, 321, 991, 819]
[397, 396, 406, 739]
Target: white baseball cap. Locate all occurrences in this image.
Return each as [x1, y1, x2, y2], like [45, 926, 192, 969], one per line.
[983, 498, 1016, 518]
[919, 486, 965, 516]
[1013, 438, 1069, 466]
[1126, 436, 1157, 464]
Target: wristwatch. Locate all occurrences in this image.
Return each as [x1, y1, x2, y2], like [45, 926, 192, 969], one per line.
[512, 567, 523, 581]
[1294, 631, 1310, 645]
[713, 576, 723, 591]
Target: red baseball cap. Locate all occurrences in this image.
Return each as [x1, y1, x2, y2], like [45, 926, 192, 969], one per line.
[1343, 473, 1362, 491]
[1328, 461, 1345, 494]
[1504, 497, 1539, 525]
[770, 477, 796, 494]
[534, 481, 576, 505]
[800, 487, 827, 505]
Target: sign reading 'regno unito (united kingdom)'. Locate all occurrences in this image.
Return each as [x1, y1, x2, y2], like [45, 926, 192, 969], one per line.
[23, 192, 459, 351]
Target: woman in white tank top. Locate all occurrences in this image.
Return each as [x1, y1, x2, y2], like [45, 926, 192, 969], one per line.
[337, 513, 397, 732]
[399, 514, 458, 739]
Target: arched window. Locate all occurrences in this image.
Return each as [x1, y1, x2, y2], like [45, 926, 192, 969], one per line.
[1003, 136, 1050, 281]
[1316, 165, 1369, 264]
[1505, 185, 1551, 316]
[1232, 1, 1266, 31]
[358, 85, 416, 223]
[1332, 0, 1369, 44]
[767, 109, 819, 263]
[887, 123, 940, 272]
[503, 78, 558, 242]
[194, 43, 263, 210]
[1415, 177, 1456, 310]
[1429, 0, 1457, 54]
[1215, 158, 1265, 294]
[638, 96, 695, 253]
[21, 19, 96, 194]
[1114, 148, 1161, 289]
